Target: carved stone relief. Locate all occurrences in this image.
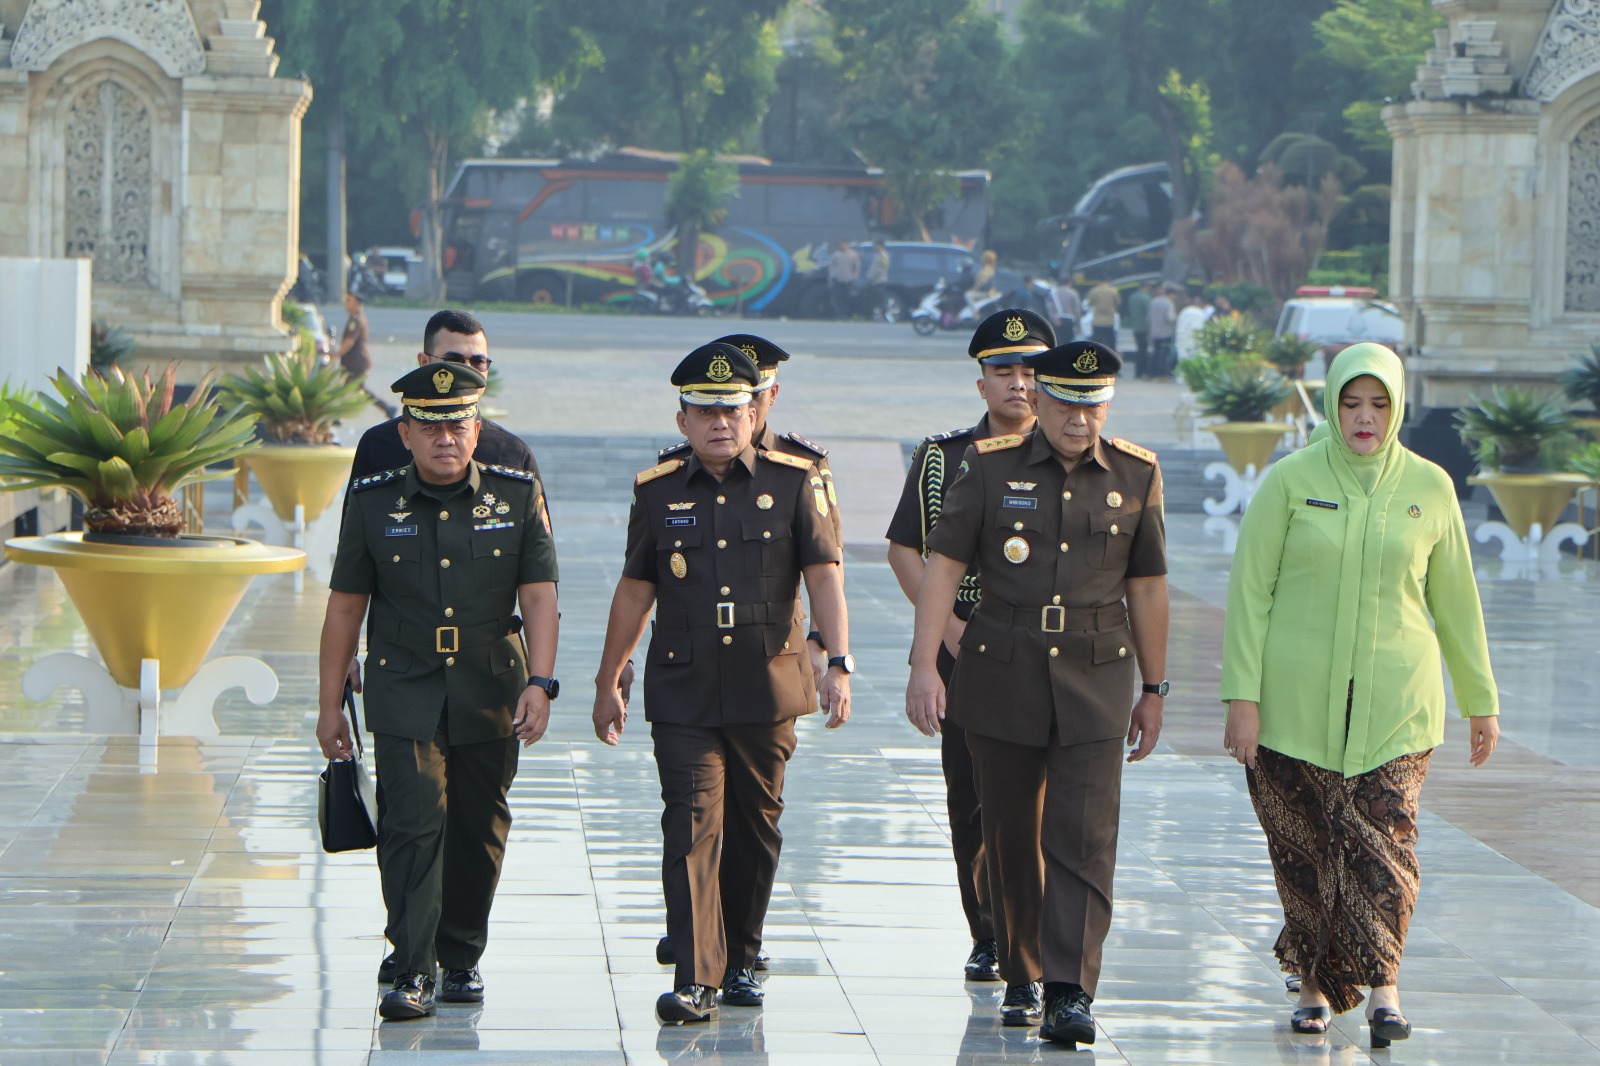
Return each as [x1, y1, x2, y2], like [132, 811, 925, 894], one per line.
[1569, 115, 1600, 311]
[1524, 0, 1600, 102]
[11, 0, 206, 78]
[63, 80, 153, 287]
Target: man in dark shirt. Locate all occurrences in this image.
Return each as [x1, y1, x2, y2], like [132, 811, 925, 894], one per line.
[337, 291, 396, 418]
[350, 309, 539, 480]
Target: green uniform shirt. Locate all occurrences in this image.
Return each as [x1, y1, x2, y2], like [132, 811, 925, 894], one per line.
[330, 461, 558, 744]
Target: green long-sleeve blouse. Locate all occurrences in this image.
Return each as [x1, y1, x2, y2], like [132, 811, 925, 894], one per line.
[1221, 343, 1498, 778]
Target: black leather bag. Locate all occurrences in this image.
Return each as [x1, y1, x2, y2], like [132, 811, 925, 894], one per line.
[318, 680, 379, 853]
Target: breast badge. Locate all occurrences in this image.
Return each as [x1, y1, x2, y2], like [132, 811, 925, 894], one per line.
[669, 552, 688, 579]
[1003, 536, 1030, 564]
[1409, 504, 1422, 518]
[756, 494, 774, 510]
[472, 504, 491, 518]
[1106, 491, 1123, 508]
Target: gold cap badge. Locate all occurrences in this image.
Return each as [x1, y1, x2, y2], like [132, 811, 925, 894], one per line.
[707, 354, 733, 383]
[669, 552, 688, 579]
[756, 494, 774, 510]
[1106, 491, 1123, 508]
[432, 367, 454, 394]
[1002, 316, 1027, 342]
[740, 344, 759, 361]
[1003, 536, 1030, 564]
[1073, 351, 1100, 374]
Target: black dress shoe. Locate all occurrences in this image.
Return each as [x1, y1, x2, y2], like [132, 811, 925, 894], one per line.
[377, 951, 398, 984]
[721, 967, 764, 1007]
[1040, 984, 1096, 1046]
[656, 935, 676, 965]
[379, 971, 436, 1020]
[1000, 981, 1043, 1027]
[439, 967, 484, 1003]
[656, 984, 718, 1023]
[964, 938, 1001, 982]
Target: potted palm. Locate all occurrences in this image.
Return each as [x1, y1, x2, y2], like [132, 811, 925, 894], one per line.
[220, 344, 371, 526]
[1191, 363, 1294, 475]
[0, 365, 302, 692]
[1560, 343, 1600, 439]
[1457, 387, 1586, 541]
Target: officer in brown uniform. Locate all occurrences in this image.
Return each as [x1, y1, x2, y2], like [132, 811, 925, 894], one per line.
[317, 363, 560, 1021]
[591, 343, 852, 1024]
[885, 307, 1054, 982]
[905, 340, 1169, 1048]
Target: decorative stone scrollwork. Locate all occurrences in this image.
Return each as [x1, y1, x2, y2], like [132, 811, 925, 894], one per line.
[63, 80, 153, 287]
[1569, 115, 1600, 312]
[1524, 0, 1600, 103]
[10, 0, 206, 78]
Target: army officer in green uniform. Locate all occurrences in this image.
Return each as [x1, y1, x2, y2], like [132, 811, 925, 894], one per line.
[317, 362, 560, 1021]
[905, 340, 1169, 1048]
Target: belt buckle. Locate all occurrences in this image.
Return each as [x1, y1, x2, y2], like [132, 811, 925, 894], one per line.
[1040, 605, 1065, 633]
[436, 626, 459, 653]
[716, 602, 735, 629]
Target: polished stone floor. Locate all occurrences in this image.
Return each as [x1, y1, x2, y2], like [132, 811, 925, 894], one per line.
[0, 315, 1596, 1064]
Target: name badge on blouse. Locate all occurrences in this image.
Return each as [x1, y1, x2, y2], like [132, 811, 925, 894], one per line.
[1305, 498, 1339, 510]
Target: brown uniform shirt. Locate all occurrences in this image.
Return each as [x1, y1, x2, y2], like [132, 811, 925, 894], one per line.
[625, 446, 840, 727]
[660, 426, 842, 546]
[925, 431, 1166, 747]
[340, 304, 371, 376]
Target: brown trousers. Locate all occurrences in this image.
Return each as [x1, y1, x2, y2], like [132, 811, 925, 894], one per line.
[652, 719, 797, 988]
[965, 732, 1123, 995]
[937, 642, 992, 941]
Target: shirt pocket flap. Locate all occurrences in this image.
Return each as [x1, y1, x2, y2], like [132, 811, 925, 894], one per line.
[1092, 629, 1133, 665]
[959, 620, 1015, 663]
[993, 506, 1045, 534]
[661, 525, 702, 550]
[471, 535, 519, 560]
[651, 629, 692, 666]
[742, 518, 793, 544]
[1088, 513, 1132, 537]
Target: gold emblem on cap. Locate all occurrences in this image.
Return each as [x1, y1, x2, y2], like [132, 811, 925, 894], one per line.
[1409, 504, 1422, 518]
[756, 494, 773, 510]
[669, 552, 688, 579]
[1106, 491, 1123, 508]
[432, 367, 454, 394]
[1073, 351, 1100, 374]
[707, 354, 734, 383]
[1003, 536, 1030, 564]
[1002, 316, 1027, 342]
[740, 344, 759, 361]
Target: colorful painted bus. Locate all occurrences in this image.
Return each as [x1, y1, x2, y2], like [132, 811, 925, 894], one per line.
[437, 149, 991, 312]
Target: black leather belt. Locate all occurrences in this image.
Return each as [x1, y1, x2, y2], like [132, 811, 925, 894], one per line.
[657, 602, 791, 629]
[976, 600, 1126, 633]
[381, 617, 516, 653]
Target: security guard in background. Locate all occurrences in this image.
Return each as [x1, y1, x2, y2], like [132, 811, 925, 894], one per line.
[885, 308, 1054, 983]
[904, 340, 1169, 1048]
[318, 362, 560, 1021]
[592, 343, 852, 1024]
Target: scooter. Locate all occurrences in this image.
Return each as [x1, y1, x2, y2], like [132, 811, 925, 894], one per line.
[630, 275, 716, 316]
[910, 278, 1003, 336]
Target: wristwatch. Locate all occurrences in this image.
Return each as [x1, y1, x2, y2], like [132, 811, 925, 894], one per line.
[1142, 680, 1170, 697]
[527, 675, 560, 699]
[827, 654, 856, 675]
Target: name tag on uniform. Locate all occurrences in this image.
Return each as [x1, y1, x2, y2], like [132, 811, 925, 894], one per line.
[1002, 496, 1038, 510]
[1306, 498, 1339, 510]
[665, 515, 696, 527]
[385, 525, 418, 536]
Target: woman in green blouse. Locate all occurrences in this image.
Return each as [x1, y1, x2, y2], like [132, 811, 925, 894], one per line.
[1221, 342, 1500, 1047]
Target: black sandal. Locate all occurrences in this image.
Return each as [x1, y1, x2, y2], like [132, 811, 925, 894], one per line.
[1369, 1006, 1411, 1048]
[1284, 974, 1302, 996]
[1290, 1005, 1331, 1033]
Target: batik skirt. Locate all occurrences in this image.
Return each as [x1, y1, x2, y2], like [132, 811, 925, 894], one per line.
[1247, 745, 1432, 1014]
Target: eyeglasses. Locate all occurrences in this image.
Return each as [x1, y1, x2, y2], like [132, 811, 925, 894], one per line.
[435, 352, 493, 372]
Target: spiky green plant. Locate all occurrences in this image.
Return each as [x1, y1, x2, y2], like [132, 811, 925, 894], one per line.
[1194, 313, 1266, 362]
[219, 347, 370, 445]
[1263, 333, 1320, 379]
[1454, 386, 1577, 472]
[1194, 363, 1293, 423]
[1569, 441, 1600, 482]
[89, 320, 138, 371]
[0, 379, 32, 440]
[0, 365, 259, 537]
[1559, 343, 1600, 413]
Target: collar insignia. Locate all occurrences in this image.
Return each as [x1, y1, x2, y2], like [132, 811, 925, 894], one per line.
[667, 501, 696, 511]
[1002, 316, 1027, 342]
[432, 368, 454, 394]
[1006, 481, 1036, 492]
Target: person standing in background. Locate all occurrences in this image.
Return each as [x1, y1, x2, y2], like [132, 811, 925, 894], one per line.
[337, 290, 396, 418]
[1125, 280, 1152, 377]
[1054, 281, 1081, 341]
[1085, 279, 1120, 351]
[1146, 285, 1178, 379]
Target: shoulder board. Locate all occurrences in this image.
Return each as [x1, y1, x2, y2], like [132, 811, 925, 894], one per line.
[657, 439, 691, 459]
[635, 459, 684, 485]
[759, 449, 813, 471]
[1109, 437, 1157, 464]
[975, 434, 1025, 454]
[926, 426, 974, 444]
[481, 463, 534, 482]
[352, 467, 405, 492]
[780, 431, 828, 458]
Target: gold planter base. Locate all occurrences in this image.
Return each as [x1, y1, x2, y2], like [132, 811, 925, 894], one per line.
[1208, 421, 1291, 475]
[240, 445, 356, 524]
[1467, 472, 1591, 540]
[4, 533, 304, 689]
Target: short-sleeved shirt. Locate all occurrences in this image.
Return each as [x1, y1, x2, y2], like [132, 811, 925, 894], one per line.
[330, 461, 558, 743]
[340, 307, 371, 376]
[661, 426, 841, 547]
[625, 446, 839, 727]
[351, 417, 540, 483]
[925, 431, 1166, 747]
[884, 413, 997, 620]
[1086, 283, 1120, 327]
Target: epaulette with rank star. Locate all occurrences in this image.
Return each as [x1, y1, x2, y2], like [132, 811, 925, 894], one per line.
[635, 458, 685, 485]
[1109, 437, 1157, 464]
[759, 449, 813, 471]
[658, 440, 691, 459]
[926, 426, 974, 444]
[352, 467, 406, 492]
[975, 434, 1025, 454]
[481, 463, 535, 482]
[780, 431, 827, 458]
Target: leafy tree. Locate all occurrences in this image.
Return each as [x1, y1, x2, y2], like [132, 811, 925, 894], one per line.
[665, 150, 741, 282]
[1314, 0, 1443, 152]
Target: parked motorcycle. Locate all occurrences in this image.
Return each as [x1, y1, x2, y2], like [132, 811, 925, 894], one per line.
[630, 274, 716, 317]
[346, 252, 386, 302]
[910, 278, 1004, 336]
